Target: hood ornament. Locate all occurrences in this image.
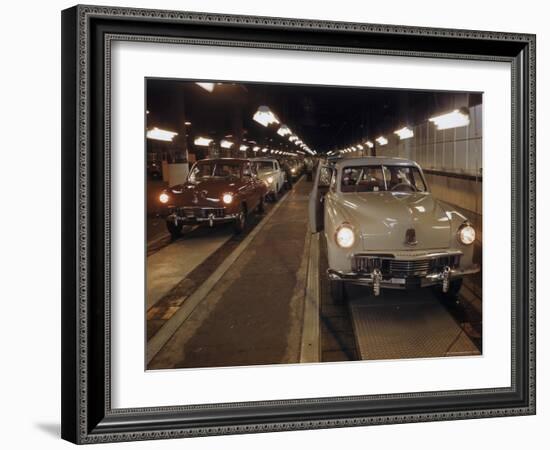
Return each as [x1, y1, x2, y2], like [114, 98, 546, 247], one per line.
[404, 228, 418, 246]
[192, 189, 208, 205]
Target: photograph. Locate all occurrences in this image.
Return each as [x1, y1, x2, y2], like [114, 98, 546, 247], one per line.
[145, 79, 483, 370]
[57, 3, 536, 444]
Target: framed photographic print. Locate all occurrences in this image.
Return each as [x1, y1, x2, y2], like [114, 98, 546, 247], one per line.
[61, 5, 536, 444]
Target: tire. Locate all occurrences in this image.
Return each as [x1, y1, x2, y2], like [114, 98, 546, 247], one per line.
[233, 205, 247, 234]
[271, 188, 279, 202]
[256, 196, 265, 214]
[166, 221, 182, 240]
[330, 280, 347, 305]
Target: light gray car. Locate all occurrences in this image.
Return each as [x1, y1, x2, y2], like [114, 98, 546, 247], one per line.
[254, 158, 286, 201]
[309, 156, 479, 302]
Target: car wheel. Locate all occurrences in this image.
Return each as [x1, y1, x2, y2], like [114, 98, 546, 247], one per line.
[271, 188, 279, 202]
[256, 196, 265, 214]
[166, 221, 183, 240]
[329, 280, 347, 304]
[233, 205, 247, 234]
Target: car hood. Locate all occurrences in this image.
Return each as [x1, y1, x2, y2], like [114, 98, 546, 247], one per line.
[169, 178, 242, 205]
[336, 191, 452, 251]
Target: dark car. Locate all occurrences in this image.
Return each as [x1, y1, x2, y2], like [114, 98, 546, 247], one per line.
[159, 158, 268, 238]
[286, 159, 301, 181]
[147, 159, 162, 180]
[304, 157, 315, 181]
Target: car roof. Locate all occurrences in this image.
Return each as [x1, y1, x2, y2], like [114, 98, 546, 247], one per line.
[334, 156, 421, 168]
[251, 158, 278, 163]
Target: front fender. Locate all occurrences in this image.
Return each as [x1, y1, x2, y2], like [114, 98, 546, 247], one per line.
[445, 208, 477, 269]
[324, 193, 360, 272]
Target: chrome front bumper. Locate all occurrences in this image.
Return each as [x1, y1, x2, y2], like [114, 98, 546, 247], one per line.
[167, 208, 239, 227]
[327, 265, 479, 295]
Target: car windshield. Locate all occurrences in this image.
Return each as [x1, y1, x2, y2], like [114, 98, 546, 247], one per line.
[188, 162, 242, 182]
[256, 161, 274, 172]
[341, 165, 427, 193]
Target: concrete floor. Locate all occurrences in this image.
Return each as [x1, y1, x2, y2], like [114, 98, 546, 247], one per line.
[146, 226, 232, 309]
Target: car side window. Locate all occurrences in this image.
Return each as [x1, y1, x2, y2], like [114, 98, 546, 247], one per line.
[318, 166, 332, 187]
[330, 169, 337, 191]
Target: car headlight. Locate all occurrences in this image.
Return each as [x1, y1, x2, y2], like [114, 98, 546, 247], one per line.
[335, 223, 355, 249]
[159, 192, 170, 204]
[222, 193, 234, 205]
[267, 176, 274, 184]
[458, 223, 475, 245]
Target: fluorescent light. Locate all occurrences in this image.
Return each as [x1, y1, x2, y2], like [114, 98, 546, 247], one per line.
[394, 126, 414, 140]
[277, 124, 291, 137]
[365, 141, 374, 148]
[194, 136, 213, 146]
[288, 135, 298, 142]
[252, 146, 260, 152]
[261, 147, 269, 153]
[196, 82, 215, 92]
[253, 106, 280, 127]
[429, 109, 470, 130]
[220, 139, 234, 149]
[357, 144, 363, 150]
[184, 121, 191, 126]
[146, 127, 178, 142]
[376, 136, 388, 146]
[239, 144, 249, 151]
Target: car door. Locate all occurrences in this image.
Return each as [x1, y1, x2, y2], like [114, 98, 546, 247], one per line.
[240, 162, 255, 210]
[274, 161, 283, 190]
[308, 162, 333, 233]
[249, 162, 263, 207]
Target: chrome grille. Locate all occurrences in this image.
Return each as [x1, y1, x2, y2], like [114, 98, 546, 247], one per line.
[353, 254, 461, 276]
[177, 207, 225, 218]
[389, 259, 432, 276]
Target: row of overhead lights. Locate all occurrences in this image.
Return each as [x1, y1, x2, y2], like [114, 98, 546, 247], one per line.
[146, 128, 299, 158]
[194, 84, 316, 156]
[147, 109, 314, 158]
[252, 106, 316, 156]
[197, 136, 298, 157]
[330, 109, 470, 156]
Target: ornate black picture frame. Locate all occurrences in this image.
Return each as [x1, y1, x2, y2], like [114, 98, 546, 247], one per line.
[61, 4, 536, 444]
